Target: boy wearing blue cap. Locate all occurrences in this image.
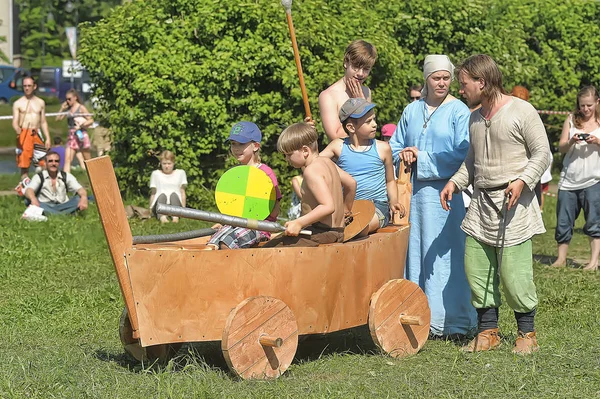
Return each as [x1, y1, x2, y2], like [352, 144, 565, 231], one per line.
[321, 98, 404, 233]
[207, 121, 282, 249]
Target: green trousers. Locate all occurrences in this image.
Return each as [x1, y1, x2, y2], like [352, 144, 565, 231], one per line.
[464, 236, 538, 313]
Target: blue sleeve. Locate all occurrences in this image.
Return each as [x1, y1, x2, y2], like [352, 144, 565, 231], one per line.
[389, 110, 408, 166]
[416, 106, 470, 181]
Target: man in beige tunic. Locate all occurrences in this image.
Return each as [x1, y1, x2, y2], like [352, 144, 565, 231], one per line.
[440, 54, 551, 355]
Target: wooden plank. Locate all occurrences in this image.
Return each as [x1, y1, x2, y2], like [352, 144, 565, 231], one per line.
[85, 157, 139, 336]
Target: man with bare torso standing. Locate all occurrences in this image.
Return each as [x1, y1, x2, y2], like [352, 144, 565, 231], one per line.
[12, 76, 51, 180]
[318, 40, 376, 141]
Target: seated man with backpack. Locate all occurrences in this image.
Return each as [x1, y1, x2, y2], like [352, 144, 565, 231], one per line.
[24, 150, 89, 215]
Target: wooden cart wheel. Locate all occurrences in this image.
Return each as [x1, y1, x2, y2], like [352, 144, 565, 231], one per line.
[119, 308, 182, 364]
[222, 296, 298, 380]
[368, 279, 430, 358]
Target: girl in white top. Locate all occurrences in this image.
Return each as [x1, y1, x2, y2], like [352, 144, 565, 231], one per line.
[553, 86, 600, 270]
[149, 150, 188, 223]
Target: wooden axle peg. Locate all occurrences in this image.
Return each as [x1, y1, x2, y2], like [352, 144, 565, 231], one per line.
[398, 314, 423, 326]
[259, 335, 283, 348]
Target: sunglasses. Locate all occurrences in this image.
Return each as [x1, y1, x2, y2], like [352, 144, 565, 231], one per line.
[47, 159, 60, 163]
[410, 96, 420, 100]
[66, 97, 74, 101]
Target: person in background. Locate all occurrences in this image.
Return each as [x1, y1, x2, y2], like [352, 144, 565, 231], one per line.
[409, 84, 423, 102]
[381, 123, 396, 143]
[552, 86, 600, 271]
[51, 137, 66, 170]
[12, 76, 51, 181]
[56, 89, 94, 172]
[89, 96, 112, 157]
[149, 150, 188, 223]
[24, 150, 88, 215]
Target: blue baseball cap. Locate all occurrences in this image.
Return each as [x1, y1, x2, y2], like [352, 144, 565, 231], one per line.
[226, 121, 262, 143]
[339, 98, 377, 122]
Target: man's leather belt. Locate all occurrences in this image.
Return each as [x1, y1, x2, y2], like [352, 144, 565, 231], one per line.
[481, 183, 509, 192]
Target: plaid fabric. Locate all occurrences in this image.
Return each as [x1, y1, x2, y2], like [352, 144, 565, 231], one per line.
[208, 225, 270, 249]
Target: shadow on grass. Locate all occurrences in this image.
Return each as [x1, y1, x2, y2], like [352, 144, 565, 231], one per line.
[93, 342, 230, 374]
[93, 326, 383, 375]
[295, 324, 379, 362]
[533, 254, 584, 268]
[93, 349, 146, 371]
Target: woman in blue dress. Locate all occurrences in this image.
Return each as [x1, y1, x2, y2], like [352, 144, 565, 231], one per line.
[389, 55, 477, 338]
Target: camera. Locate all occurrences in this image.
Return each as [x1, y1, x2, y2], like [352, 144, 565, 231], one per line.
[578, 133, 590, 140]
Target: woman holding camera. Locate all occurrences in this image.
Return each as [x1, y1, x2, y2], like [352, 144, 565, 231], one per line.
[552, 86, 600, 270]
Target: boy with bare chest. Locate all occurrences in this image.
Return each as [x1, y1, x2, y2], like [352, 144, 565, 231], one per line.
[318, 40, 377, 141]
[263, 123, 356, 247]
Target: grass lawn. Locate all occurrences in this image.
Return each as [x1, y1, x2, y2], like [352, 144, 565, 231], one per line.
[0, 188, 598, 398]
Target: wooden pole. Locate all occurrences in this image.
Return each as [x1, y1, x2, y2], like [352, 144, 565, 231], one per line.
[282, 0, 312, 119]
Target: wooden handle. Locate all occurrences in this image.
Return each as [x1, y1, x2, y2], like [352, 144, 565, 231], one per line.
[397, 160, 411, 184]
[285, 12, 311, 119]
[398, 314, 423, 326]
[259, 335, 283, 348]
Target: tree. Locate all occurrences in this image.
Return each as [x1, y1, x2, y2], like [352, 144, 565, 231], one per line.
[0, 36, 9, 64]
[79, 0, 600, 208]
[16, 0, 122, 69]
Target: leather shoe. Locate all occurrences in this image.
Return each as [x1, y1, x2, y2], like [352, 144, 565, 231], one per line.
[512, 331, 539, 355]
[462, 328, 500, 352]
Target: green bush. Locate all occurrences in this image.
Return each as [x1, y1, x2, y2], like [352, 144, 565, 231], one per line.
[78, 0, 600, 209]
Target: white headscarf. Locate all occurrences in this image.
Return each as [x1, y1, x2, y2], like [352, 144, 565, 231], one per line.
[421, 55, 455, 97]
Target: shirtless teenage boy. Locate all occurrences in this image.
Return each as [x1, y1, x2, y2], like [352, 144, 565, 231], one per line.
[12, 76, 51, 180]
[318, 40, 377, 141]
[263, 122, 356, 247]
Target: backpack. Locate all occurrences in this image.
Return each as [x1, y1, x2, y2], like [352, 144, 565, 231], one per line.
[35, 171, 69, 198]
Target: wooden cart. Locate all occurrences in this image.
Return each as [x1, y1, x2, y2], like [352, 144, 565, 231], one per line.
[87, 156, 430, 379]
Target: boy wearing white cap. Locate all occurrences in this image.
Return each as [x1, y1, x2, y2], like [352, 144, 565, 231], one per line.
[321, 98, 404, 233]
[389, 55, 476, 339]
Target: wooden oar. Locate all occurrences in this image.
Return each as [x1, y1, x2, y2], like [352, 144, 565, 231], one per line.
[281, 0, 311, 120]
[156, 204, 312, 236]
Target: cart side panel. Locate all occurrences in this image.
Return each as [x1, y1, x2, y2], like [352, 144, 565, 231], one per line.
[86, 156, 140, 336]
[127, 226, 409, 347]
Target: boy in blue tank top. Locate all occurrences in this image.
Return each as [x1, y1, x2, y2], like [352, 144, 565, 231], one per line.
[321, 98, 404, 233]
